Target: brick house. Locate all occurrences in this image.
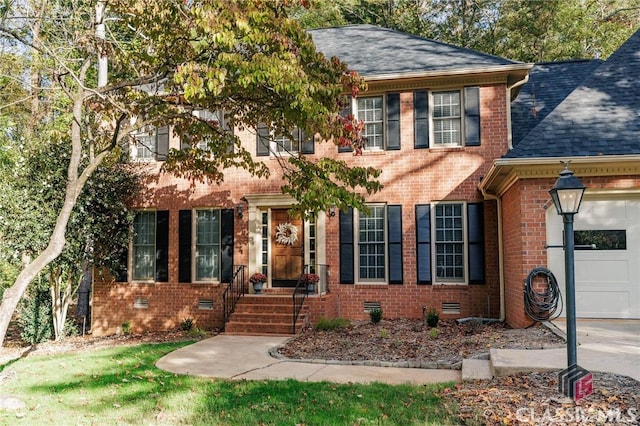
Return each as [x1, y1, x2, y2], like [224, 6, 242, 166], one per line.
[91, 24, 542, 336]
[480, 28, 640, 327]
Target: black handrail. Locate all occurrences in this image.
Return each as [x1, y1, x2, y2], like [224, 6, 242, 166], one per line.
[292, 272, 307, 334]
[222, 265, 246, 330]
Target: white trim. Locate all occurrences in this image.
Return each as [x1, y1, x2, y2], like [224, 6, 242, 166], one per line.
[354, 204, 388, 284]
[431, 201, 468, 285]
[430, 89, 464, 148]
[191, 208, 222, 284]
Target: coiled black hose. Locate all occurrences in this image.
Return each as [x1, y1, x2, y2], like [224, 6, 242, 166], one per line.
[523, 267, 563, 322]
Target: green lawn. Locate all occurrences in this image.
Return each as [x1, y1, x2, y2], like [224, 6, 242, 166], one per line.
[0, 342, 458, 425]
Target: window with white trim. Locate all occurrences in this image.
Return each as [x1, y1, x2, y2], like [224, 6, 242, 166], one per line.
[133, 211, 156, 280]
[434, 203, 465, 282]
[432, 91, 461, 146]
[195, 209, 221, 281]
[357, 205, 386, 281]
[134, 130, 156, 160]
[357, 96, 384, 150]
[273, 132, 300, 154]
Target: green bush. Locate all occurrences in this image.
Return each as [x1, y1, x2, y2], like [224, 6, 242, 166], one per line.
[18, 285, 53, 345]
[426, 307, 439, 327]
[369, 308, 383, 324]
[313, 317, 351, 331]
[179, 318, 194, 331]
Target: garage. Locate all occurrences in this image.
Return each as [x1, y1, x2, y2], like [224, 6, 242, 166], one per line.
[546, 195, 640, 319]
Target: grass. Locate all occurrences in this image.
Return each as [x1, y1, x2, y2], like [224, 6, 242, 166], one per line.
[0, 341, 458, 425]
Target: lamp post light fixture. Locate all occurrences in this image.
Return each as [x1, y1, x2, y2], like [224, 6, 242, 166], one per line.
[549, 163, 591, 400]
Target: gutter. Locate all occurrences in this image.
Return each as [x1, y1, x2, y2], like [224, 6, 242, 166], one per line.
[362, 63, 533, 83]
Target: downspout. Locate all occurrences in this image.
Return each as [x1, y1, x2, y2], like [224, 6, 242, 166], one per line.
[506, 73, 530, 150]
[481, 190, 506, 321]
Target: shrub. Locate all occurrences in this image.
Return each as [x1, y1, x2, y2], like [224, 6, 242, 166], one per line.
[121, 320, 131, 335]
[313, 317, 351, 331]
[179, 318, 194, 331]
[429, 328, 439, 339]
[426, 307, 439, 327]
[369, 308, 383, 325]
[18, 284, 53, 345]
[188, 327, 208, 339]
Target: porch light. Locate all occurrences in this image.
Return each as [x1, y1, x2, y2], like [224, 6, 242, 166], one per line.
[328, 205, 336, 217]
[549, 163, 586, 215]
[236, 204, 244, 218]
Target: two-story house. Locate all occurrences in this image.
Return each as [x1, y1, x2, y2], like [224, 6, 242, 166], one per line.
[91, 24, 533, 336]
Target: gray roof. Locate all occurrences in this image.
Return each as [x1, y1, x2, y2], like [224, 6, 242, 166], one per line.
[309, 24, 521, 78]
[511, 60, 603, 146]
[506, 28, 640, 158]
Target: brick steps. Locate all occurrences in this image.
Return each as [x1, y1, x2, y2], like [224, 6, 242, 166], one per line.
[224, 294, 307, 335]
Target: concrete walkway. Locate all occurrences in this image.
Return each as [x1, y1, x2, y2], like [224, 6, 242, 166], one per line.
[492, 319, 640, 381]
[156, 319, 639, 384]
[156, 334, 460, 385]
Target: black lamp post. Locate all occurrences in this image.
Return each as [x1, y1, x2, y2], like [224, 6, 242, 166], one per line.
[549, 163, 586, 369]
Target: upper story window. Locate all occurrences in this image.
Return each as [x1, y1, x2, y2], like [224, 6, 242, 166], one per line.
[192, 110, 232, 152]
[357, 97, 384, 150]
[433, 91, 462, 146]
[256, 125, 314, 156]
[414, 87, 481, 149]
[131, 126, 169, 161]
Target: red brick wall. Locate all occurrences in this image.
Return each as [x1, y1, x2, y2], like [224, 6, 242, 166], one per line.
[502, 174, 640, 328]
[92, 84, 510, 335]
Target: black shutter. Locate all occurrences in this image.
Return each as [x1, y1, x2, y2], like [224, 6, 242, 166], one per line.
[414, 91, 429, 148]
[155, 210, 169, 282]
[387, 205, 403, 284]
[156, 126, 169, 160]
[115, 245, 128, 282]
[339, 208, 354, 284]
[464, 87, 481, 146]
[386, 93, 401, 150]
[416, 204, 432, 284]
[256, 123, 270, 156]
[338, 97, 353, 153]
[300, 128, 314, 154]
[220, 208, 234, 283]
[467, 203, 485, 284]
[178, 210, 192, 283]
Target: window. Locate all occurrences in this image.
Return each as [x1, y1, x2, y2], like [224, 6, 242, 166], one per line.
[132, 126, 169, 161]
[432, 91, 461, 145]
[133, 211, 156, 280]
[434, 203, 465, 281]
[195, 209, 221, 281]
[273, 132, 300, 154]
[574, 230, 626, 250]
[257, 126, 314, 156]
[193, 110, 231, 152]
[414, 87, 480, 149]
[416, 202, 484, 285]
[357, 97, 384, 150]
[358, 205, 386, 281]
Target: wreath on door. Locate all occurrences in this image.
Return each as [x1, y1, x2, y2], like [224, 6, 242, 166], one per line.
[275, 222, 298, 245]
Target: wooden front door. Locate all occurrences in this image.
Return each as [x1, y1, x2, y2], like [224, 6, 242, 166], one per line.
[271, 209, 303, 287]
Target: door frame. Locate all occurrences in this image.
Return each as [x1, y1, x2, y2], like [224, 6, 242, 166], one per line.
[244, 194, 327, 290]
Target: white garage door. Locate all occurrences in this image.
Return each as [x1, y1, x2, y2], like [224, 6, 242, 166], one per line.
[547, 196, 640, 319]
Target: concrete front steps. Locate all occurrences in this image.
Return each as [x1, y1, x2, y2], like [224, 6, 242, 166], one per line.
[224, 293, 308, 336]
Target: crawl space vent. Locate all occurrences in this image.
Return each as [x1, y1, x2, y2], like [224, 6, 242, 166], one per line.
[198, 299, 214, 310]
[442, 302, 461, 314]
[363, 301, 381, 312]
[134, 298, 149, 309]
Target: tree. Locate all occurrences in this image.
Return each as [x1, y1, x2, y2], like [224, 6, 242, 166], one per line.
[0, 0, 380, 347]
[293, 0, 640, 62]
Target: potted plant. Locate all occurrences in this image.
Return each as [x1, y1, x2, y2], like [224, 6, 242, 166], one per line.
[300, 273, 320, 295]
[250, 272, 267, 294]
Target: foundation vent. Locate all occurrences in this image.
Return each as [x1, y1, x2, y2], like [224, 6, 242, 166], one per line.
[364, 301, 381, 312]
[198, 299, 214, 310]
[134, 298, 149, 309]
[442, 302, 461, 314]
